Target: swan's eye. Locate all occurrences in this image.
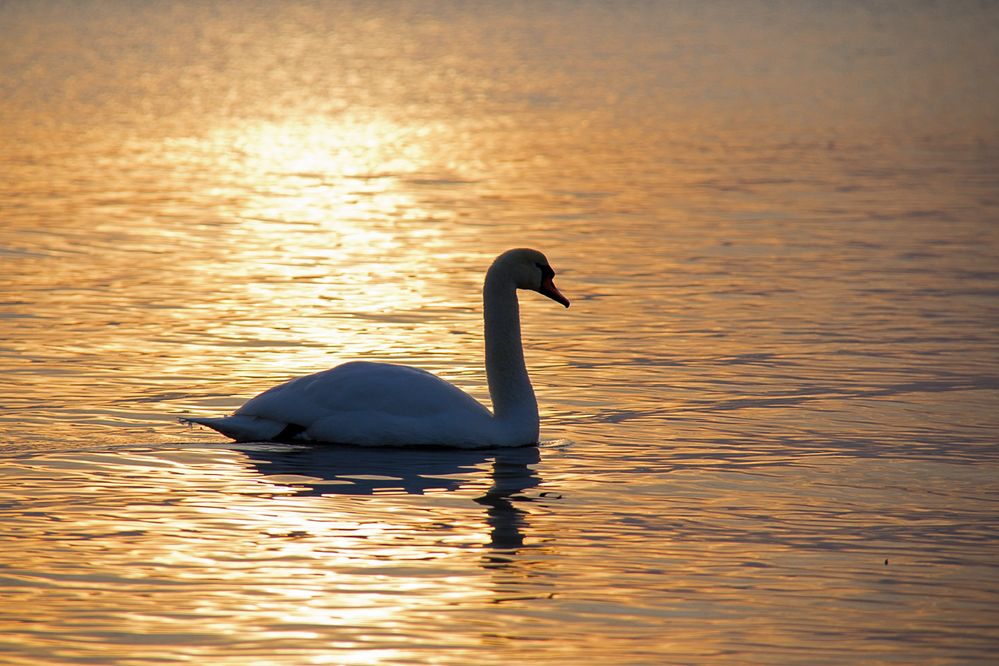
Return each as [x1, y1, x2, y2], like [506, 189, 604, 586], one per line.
[535, 262, 555, 280]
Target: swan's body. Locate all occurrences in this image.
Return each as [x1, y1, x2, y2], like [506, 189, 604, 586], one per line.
[183, 248, 569, 448]
[187, 361, 505, 446]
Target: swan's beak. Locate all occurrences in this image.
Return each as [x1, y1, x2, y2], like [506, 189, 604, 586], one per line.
[540, 275, 570, 308]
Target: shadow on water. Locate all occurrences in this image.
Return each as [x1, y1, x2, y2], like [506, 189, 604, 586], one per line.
[237, 443, 543, 552]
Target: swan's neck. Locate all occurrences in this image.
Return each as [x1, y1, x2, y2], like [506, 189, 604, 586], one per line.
[483, 272, 538, 437]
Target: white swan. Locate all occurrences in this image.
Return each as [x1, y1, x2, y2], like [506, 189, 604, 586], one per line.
[183, 248, 570, 448]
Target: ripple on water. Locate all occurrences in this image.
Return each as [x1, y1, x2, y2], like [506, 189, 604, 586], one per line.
[0, 444, 997, 663]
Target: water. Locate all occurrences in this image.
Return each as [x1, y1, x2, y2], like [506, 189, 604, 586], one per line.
[2, 1, 998, 663]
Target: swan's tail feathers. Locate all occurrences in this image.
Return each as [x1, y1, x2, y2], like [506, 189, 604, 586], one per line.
[180, 415, 289, 442]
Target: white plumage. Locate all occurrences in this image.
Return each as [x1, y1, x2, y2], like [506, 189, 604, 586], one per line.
[183, 248, 569, 448]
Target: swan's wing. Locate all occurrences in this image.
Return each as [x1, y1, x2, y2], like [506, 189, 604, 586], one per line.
[236, 361, 492, 426]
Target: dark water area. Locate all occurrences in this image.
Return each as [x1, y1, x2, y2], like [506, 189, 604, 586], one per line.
[1, 2, 998, 663]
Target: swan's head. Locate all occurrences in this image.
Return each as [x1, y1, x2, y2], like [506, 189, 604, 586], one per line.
[493, 248, 570, 308]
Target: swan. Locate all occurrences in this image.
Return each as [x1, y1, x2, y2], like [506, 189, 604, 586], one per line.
[182, 248, 570, 448]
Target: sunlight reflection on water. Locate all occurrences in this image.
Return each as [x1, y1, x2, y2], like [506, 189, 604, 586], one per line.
[1, 1, 998, 663]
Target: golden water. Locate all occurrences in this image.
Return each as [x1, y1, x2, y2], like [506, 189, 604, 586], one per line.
[2, 2, 998, 663]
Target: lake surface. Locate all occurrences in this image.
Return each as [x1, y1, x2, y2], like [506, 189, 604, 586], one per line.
[2, 1, 998, 663]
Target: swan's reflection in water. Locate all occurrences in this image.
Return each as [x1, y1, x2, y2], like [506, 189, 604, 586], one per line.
[238, 443, 542, 553]
[474, 452, 540, 552]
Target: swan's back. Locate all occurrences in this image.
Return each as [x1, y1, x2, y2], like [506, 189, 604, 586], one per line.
[240, 361, 487, 419]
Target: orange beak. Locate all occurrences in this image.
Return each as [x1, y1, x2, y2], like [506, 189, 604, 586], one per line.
[540, 274, 570, 308]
